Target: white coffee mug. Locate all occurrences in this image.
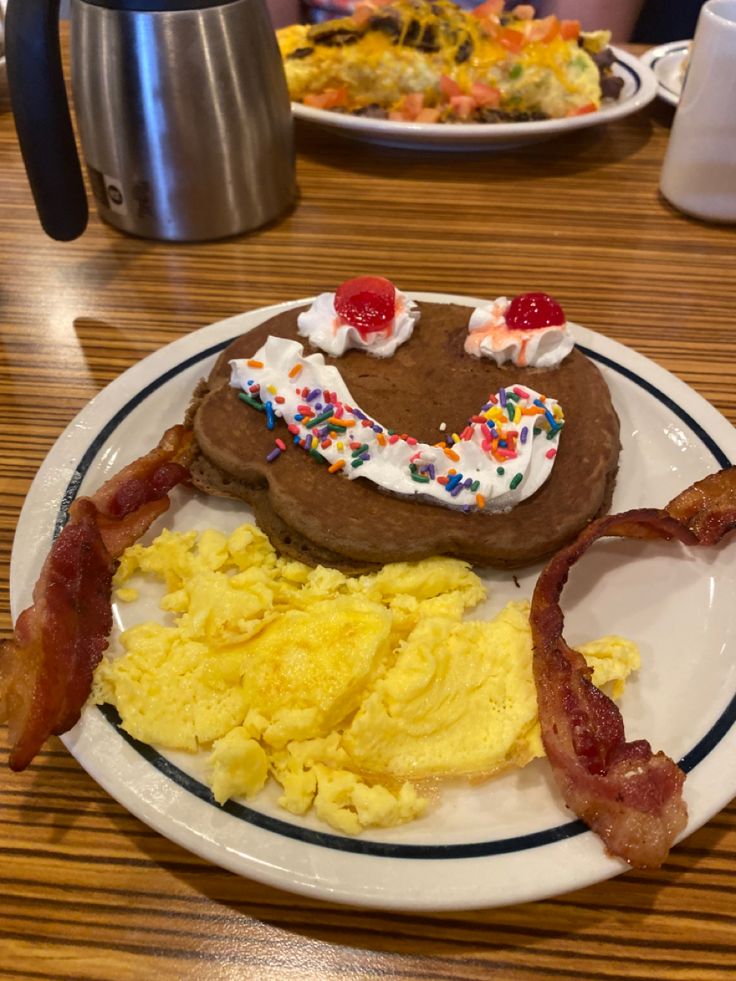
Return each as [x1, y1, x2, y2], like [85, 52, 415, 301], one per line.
[660, 0, 736, 222]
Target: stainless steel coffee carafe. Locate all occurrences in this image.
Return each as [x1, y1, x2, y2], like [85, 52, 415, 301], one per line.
[6, 0, 296, 241]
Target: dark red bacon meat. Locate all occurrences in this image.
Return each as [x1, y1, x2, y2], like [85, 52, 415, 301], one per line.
[0, 426, 191, 771]
[530, 467, 736, 869]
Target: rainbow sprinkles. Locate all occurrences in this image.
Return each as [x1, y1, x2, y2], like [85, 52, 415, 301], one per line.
[230, 335, 564, 513]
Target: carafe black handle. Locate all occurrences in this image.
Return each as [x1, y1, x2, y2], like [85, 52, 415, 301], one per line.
[6, 0, 88, 241]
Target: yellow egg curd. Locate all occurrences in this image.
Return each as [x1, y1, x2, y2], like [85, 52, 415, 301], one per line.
[93, 523, 639, 836]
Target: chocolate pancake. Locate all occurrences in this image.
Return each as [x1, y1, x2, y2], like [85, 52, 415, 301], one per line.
[185, 302, 620, 570]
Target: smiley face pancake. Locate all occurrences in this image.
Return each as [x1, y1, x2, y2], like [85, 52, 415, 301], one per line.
[185, 287, 620, 571]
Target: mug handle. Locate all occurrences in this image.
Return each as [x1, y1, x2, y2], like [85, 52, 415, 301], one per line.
[6, 0, 88, 241]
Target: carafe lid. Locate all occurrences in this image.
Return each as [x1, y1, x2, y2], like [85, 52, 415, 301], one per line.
[81, 0, 243, 10]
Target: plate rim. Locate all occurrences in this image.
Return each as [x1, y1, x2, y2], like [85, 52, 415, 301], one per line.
[9, 291, 736, 911]
[640, 39, 691, 107]
[290, 46, 658, 147]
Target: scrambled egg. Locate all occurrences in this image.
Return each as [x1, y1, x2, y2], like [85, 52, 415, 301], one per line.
[93, 524, 639, 835]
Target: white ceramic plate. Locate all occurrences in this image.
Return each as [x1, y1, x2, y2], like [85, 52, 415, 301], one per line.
[640, 40, 691, 107]
[9, 293, 736, 911]
[292, 47, 657, 150]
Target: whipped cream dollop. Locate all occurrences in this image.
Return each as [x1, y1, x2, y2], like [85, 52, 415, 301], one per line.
[465, 296, 575, 368]
[297, 289, 420, 358]
[230, 336, 564, 514]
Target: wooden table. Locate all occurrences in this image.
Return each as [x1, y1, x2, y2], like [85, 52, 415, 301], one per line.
[2, 36, 735, 980]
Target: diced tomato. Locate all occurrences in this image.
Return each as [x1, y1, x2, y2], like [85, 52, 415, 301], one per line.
[415, 107, 442, 123]
[449, 94, 476, 120]
[510, 4, 535, 19]
[440, 74, 463, 100]
[303, 87, 348, 110]
[526, 14, 559, 43]
[470, 0, 504, 18]
[399, 92, 425, 118]
[559, 18, 581, 40]
[470, 81, 501, 108]
[499, 27, 526, 53]
[477, 16, 501, 38]
[326, 87, 348, 109]
[352, 2, 374, 26]
[568, 102, 597, 116]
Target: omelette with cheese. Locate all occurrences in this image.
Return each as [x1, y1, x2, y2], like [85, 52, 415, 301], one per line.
[278, 0, 623, 122]
[93, 523, 640, 836]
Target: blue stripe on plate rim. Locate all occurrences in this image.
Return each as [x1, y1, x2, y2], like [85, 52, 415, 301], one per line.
[54, 338, 735, 861]
[647, 42, 690, 97]
[613, 55, 641, 95]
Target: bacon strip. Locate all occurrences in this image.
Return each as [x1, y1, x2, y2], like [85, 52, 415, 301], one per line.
[0, 425, 192, 771]
[530, 467, 736, 868]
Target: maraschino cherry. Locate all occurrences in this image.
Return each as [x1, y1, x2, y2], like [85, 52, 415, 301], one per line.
[505, 292, 565, 331]
[334, 276, 396, 336]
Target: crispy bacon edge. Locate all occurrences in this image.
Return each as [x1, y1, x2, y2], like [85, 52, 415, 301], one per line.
[530, 466, 736, 869]
[0, 425, 192, 772]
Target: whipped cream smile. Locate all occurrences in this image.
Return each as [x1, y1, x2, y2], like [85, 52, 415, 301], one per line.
[230, 336, 564, 513]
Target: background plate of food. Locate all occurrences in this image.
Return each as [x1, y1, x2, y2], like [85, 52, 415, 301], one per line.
[280, 0, 657, 150]
[290, 48, 656, 150]
[7, 290, 736, 910]
[640, 40, 691, 107]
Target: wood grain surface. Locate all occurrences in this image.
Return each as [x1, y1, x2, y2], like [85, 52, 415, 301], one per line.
[1, 31, 736, 980]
